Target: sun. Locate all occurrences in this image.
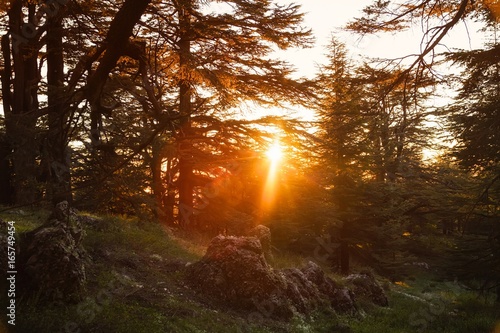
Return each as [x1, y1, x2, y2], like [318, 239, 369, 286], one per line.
[260, 140, 284, 216]
[265, 142, 283, 163]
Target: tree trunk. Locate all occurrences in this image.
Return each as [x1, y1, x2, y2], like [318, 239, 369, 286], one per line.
[46, 9, 72, 205]
[335, 171, 353, 275]
[5, 2, 40, 205]
[163, 153, 176, 226]
[85, 0, 152, 144]
[0, 134, 14, 204]
[151, 137, 176, 225]
[1, 33, 14, 205]
[176, 0, 194, 228]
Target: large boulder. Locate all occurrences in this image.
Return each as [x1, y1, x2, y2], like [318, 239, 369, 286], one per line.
[19, 201, 87, 302]
[302, 261, 357, 314]
[345, 272, 389, 307]
[247, 225, 273, 261]
[186, 236, 359, 320]
[186, 236, 296, 319]
[281, 268, 326, 314]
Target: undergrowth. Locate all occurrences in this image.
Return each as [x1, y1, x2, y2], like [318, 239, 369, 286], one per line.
[0, 208, 499, 332]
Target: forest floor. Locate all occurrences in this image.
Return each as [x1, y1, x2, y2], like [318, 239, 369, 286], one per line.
[0, 208, 499, 333]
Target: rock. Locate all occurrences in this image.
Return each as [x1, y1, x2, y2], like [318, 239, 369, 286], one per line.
[301, 261, 356, 314]
[75, 214, 103, 229]
[19, 202, 87, 302]
[281, 268, 326, 314]
[49, 200, 75, 221]
[186, 236, 295, 319]
[186, 236, 389, 321]
[247, 225, 273, 261]
[331, 287, 358, 314]
[345, 272, 389, 307]
[186, 236, 360, 320]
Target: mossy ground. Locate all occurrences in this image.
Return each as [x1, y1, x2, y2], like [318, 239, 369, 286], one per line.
[1, 208, 498, 332]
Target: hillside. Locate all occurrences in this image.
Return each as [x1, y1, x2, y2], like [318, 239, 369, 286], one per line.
[0, 207, 499, 333]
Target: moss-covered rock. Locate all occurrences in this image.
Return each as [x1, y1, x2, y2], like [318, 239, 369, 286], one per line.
[186, 236, 359, 320]
[345, 272, 389, 307]
[19, 201, 87, 302]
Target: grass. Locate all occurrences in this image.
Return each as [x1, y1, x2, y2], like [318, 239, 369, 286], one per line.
[348, 279, 500, 333]
[0, 206, 50, 232]
[1, 207, 499, 332]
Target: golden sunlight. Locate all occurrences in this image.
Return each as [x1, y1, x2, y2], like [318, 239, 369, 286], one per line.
[260, 140, 284, 215]
[265, 142, 283, 164]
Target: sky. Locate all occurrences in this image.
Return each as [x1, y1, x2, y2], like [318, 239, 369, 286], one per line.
[275, 0, 373, 78]
[278, 0, 486, 79]
[246, 1, 378, 121]
[258, 0, 489, 160]
[253, 0, 488, 123]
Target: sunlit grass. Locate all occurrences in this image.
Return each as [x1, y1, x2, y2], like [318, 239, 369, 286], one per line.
[348, 280, 499, 333]
[0, 205, 49, 232]
[4, 208, 499, 333]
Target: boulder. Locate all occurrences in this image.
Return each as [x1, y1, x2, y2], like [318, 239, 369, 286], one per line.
[345, 272, 389, 307]
[19, 201, 87, 302]
[247, 225, 273, 261]
[186, 236, 359, 320]
[281, 268, 325, 314]
[186, 236, 295, 319]
[75, 214, 105, 231]
[301, 261, 356, 314]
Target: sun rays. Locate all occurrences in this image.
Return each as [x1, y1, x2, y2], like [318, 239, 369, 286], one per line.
[260, 140, 284, 214]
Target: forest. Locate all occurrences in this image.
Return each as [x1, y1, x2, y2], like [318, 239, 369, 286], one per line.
[0, 0, 499, 332]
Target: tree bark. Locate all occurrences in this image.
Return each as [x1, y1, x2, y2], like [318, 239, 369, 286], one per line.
[85, 0, 152, 144]
[176, 0, 194, 228]
[46, 8, 72, 205]
[151, 138, 176, 225]
[5, 1, 40, 205]
[0, 134, 14, 204]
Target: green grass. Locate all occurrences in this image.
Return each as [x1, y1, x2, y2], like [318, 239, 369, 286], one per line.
[83, 214, 203, 263]
[348, 280, 500, 333]
[0, 206, 50, 232]
[2, 208, 499, 333]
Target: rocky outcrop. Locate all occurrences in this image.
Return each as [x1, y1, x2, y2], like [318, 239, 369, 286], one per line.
[302, 261, 357, 314]
[186, 236, 296, 319]
[247, 225, 273, 261]
[186, 235, 361, 320]
[19, 201, 87, 302]
[281, 268, 325, 314]
[345, 272, 389, 307]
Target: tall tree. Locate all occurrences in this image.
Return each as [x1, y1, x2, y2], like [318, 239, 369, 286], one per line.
[316, 37, 435, 274]
[46, 2, 71, 204]
[346, 0, 476, 85]
[0, 0, 156, 207]
[1, 1, 41, 205]
[441, 22, 500, 300]
[128, 0, 314, 228]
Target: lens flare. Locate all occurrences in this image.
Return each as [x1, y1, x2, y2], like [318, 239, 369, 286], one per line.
[265, 142, 283, 163]
[260, 141, 284, 215]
